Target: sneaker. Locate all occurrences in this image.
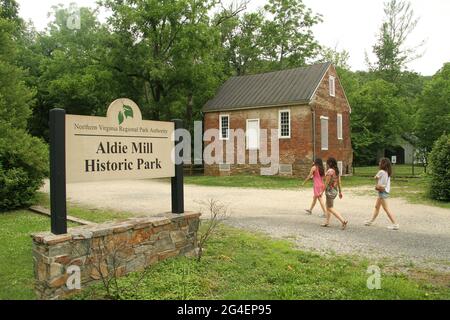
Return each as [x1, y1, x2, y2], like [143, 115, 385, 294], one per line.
[387, 224, 400, 230]
[305, 209, 312, 215]
[365, 220, 374, 226]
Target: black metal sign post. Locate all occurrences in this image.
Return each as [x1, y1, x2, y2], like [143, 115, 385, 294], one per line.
[171, 119, 184, 214]
[49, 108, 67, 235]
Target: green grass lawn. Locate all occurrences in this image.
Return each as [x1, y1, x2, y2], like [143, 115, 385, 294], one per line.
[185, 175, 304, 190]
[1, 206, 449, 300]
[183, 173, 410, 190]
[78, 225, 450, 300]
[34, 192, 134, 223]
[0, 195, 133, 300]
[0, 211, 78, 300]
[354, 164, 426, 177]
[184, 166, 450, 209]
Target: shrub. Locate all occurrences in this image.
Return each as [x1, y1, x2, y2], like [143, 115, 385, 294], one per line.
[428, 134, 450, 202]
[0, 122, 48, 211]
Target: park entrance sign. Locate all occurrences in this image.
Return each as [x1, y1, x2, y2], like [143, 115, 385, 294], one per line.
[65, 99, 174, 182]
[49, 99, 184, 235]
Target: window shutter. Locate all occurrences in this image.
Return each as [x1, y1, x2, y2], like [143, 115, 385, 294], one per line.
[337, 114, 343, 140]
[321, 117, 329, 150]
[329, 76, 335, 97]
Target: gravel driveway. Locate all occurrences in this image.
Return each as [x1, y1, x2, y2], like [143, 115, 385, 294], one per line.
[41, 179, 450, 271]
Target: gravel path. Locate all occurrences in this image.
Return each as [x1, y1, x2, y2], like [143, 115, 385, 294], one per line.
[41, 180, 450, 271]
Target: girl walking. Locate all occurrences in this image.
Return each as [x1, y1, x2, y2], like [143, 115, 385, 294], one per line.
[302, 159, 327, 217]
[322, 158, 348, 230]
[365, 158, 399, 230]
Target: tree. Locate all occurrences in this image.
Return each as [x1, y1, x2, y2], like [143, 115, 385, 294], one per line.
[219, 11, 265, 76]
[99, 0, 222, 122]
[164, 1, 224, 130]
[368, 0, 424, 82]
[217, 0, 322, 75]
[416, 63, 450, 154]
[317, 46, 350, 70]
[0, 0, 21, 27]
[26, 5, 133, 140]
[350, 0, 428, 165]
[428, 134, 450, 202]
[350, 79, 404, 165]
[0, 122, 48, 211]
[0, 1, 48, 210]
[0, 3, 34, 129]
[261, 0, 322, 70]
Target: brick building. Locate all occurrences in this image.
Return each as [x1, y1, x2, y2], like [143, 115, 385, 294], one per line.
[202, 62, 353, 177]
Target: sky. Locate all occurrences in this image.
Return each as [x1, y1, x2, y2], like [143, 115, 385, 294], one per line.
[17, 0, 450, 76]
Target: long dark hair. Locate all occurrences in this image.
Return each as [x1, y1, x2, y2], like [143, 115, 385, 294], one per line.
[314, 158, 325, 177]
[326, 157, 339, 176]
[379, 158, 392, 177]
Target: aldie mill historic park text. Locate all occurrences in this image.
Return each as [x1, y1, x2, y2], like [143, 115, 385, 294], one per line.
[85, 141, 161, 173]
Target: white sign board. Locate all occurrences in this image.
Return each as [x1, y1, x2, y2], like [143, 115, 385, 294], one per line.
[391, 156, 397, 164]
[65, 99, 175, 182]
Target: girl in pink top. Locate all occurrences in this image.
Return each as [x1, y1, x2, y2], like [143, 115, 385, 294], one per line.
[302, 158, 327, 217]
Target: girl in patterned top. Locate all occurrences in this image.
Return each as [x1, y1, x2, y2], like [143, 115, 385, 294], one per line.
[322, 158, 348, 230]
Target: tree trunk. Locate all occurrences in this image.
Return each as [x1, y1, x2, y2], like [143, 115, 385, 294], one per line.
[150, 82, 162, 121]
[186, 92, 194, 132]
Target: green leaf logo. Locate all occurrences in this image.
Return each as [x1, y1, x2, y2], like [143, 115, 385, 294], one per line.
[118, 104, 134, 125]
[118, 110, 124, 125]
[123, 105, 134, 119]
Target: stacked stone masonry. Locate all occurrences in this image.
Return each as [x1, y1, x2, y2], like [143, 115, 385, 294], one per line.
[31, 212, 200, 300]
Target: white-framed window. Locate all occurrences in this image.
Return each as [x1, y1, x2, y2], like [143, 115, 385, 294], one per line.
[337, 113, 343, 140]
[279, 110, 291, 139]
[321, 116, 329, 151]
[329, 76, 336, 97]
[337, 161, 343, 176]
[219, 115, 229, 140]
[246, 119, 260, 150]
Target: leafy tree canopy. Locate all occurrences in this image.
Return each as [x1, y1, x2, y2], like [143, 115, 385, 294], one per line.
[415, 63, 450, 152]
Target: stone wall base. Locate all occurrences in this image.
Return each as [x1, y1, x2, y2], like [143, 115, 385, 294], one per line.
[31, 212, 200, 300]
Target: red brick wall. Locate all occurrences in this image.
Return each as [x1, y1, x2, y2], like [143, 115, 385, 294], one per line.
[203, 65, 353, 177]
[204, 106, 314, 177]
[311, 65, 353, 174]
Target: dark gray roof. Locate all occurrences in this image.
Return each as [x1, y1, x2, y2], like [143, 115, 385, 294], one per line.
[203, 62, 331, 112]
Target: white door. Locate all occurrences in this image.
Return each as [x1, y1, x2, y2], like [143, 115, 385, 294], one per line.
[247, 119, 260, 150]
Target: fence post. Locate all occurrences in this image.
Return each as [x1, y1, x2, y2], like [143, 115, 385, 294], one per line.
[49, 109, 67, 235]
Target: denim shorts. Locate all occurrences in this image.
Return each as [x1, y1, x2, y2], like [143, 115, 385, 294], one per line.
[379, 191, 390, 199]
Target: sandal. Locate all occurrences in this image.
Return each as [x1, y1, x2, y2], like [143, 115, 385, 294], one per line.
[305, 209, 312, 215]
[341, 221, 349, 230]
[320, 223, 330, 227]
